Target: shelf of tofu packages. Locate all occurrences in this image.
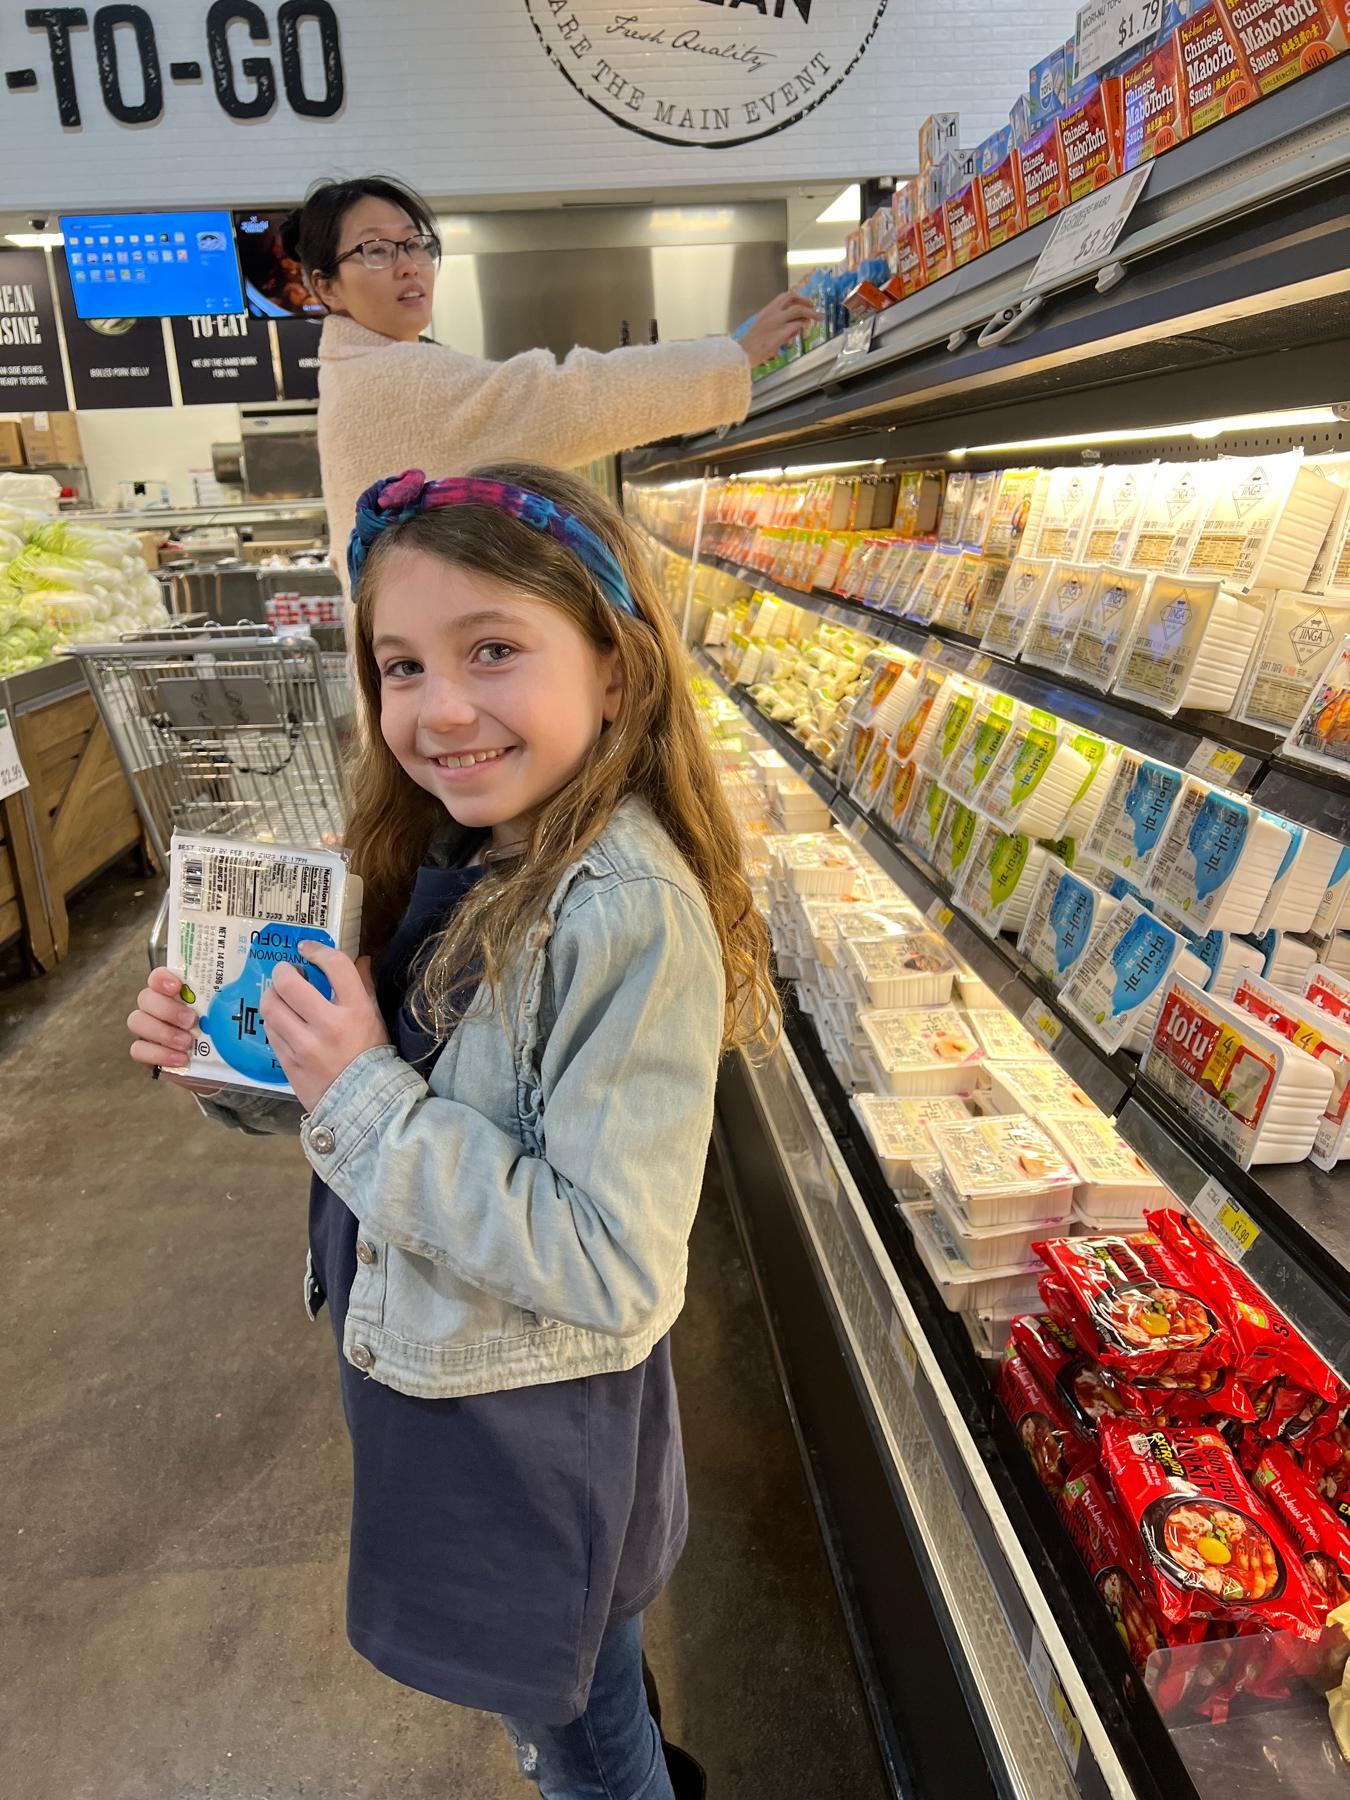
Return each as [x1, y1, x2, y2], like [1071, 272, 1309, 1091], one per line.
[683, 507, 1350, 1393]
[637, 444, 1350, 840]
[698, 671, 1350, 1790]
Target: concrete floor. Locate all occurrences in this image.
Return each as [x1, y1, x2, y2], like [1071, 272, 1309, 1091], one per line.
[2, 863, 887, 1800]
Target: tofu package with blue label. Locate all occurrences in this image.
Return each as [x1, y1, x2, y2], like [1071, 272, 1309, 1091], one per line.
[167, 832, 364, 1096]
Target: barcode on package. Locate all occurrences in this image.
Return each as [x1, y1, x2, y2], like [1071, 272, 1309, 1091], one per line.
[177, 848, 333, 927]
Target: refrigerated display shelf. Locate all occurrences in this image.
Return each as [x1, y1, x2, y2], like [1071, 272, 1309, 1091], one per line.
[693, 648, 1350, 1389]
[675, 535, 1350, 824]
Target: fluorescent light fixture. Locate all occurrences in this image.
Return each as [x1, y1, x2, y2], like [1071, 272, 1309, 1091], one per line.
[783, 458, 884, 476]
[787, 245, 845, 266]
[734, 467, 785, 480]
[651, 207, 735, 232]
[6, 231, 63, 248]
[962, 406, 1340, 455]
[816, 185, 861, 225]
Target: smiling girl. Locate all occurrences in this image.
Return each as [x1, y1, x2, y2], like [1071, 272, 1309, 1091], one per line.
[128, 463, 776, 1800]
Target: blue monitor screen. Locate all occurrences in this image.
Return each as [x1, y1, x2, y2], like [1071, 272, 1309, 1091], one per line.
[59, 210, 245, 319]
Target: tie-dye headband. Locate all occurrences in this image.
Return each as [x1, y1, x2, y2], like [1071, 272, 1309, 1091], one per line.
[347, 469, 639, 618]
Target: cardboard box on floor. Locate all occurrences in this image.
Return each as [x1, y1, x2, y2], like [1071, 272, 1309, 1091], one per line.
[21, 410, 83, 467]
[0, 421, 25, 468]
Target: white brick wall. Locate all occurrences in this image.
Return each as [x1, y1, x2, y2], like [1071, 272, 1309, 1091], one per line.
[0, 0, 1081, 211]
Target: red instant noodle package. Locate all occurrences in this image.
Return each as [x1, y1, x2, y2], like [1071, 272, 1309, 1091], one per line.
[1149, 1210, 1347, 1411]
[1254, 1443, 1350, 1612]
[1308, 1418, 1350, 1509]
[996, 1349, 1096, 1497]
[1056, 1466, 1180, 1672]
[1033, 1231, 1233, 1385]
[1011, 1313, 1166, 1436]
[1100, 1419, 1327, 1639]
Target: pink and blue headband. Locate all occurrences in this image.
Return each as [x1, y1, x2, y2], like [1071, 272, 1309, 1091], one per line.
[348, 469, 639, 618]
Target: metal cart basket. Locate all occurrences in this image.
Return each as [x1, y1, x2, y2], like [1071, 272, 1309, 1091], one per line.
[67, 624, 354, 961]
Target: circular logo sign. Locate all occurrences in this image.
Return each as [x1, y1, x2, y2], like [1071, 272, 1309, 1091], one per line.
[522, 1, 890, 149]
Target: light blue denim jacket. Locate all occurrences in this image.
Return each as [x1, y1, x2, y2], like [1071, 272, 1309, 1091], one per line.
[205, 798, 725, 1400]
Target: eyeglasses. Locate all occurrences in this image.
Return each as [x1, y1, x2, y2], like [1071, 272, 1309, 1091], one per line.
[333, 233, 441, 272]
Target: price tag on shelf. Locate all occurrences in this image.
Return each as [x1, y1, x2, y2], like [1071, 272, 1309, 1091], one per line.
[834, 313, 876, 373]
[0, 708, 29, 800]
[890, 1308, 919, 1388]
[1186, 738, 1247, 785]
[1029, 1634, 1084, 1774]
[966, 652, 993, 683]
[1189, 1175, 1262, 1260]
[1075, 0, 1162, 77]
[1025, 166, 1151, 294]
[927, 899, 954, 930]
[1022, 1001, 1065, 1050]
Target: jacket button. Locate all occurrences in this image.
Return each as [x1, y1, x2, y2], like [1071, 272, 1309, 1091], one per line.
[308, 1125, 336, 1156]
[355, 1239, 377, 1267]
[349, 1343, 374, 1371]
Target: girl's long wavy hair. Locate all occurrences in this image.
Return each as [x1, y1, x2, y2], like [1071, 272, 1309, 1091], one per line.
[344, 461, 778, 1053]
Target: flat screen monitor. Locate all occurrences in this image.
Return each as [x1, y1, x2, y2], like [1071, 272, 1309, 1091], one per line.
[59, 210, 245, 319]
[234, 210, 324, 319]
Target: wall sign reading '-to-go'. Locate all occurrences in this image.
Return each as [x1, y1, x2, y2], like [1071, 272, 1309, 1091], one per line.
[12, 3, 345, 130]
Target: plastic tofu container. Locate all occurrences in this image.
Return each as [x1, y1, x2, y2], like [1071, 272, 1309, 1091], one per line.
[779, 834, 861, 896]
[842, 931, 959, 1009]
[901, 1199, 1047, 1313]
[980, 1060, 1101, 1118]
[857, 1006, 987, 1096]
[1042, 1113, 1170, 1216]
[1145, 778, 1293, 938]
[964, 1008, 1052, 1063]
[850, 1093, 972, 1190]
[929, 1189, 1063, 1269]
[1252, 825, 1343, 937]
[921, 1113, 1078, 1225]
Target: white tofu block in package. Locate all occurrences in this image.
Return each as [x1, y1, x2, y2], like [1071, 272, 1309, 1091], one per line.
[1022, 562, 1099, 674]
[1252, 824, 1343, 935]
[850, 1093, 971, 1190]
[1144, 778, 1293, 936]
[980, 555, 1055, 659]
[1065, 566, 1152, 692]
[1113, 576, 1265, 716]
[1185, 453, 1342, 595]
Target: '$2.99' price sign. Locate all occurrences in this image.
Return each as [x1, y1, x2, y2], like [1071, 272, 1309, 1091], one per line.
[1025, 166, 1152, 294]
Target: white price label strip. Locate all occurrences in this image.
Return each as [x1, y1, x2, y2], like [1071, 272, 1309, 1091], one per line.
[927, 899, 954, 930]
[1022, 1000, 1065, 1050]
[1029, 1633, 1084, 1774]
[0, 708, 29, 800]
[1075, 0, 1161, 76]
[1186, 738, 1247, 785]
[1189, 1175, 1262, 1260]
[834, 313, 876, 371]
[1025, 166, 1151, 294]
[890, 1308, 918, 1388]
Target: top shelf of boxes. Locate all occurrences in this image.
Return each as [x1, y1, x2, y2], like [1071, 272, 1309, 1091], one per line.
[622, 63, 1350, 477]
[631, 450, 1350, 832]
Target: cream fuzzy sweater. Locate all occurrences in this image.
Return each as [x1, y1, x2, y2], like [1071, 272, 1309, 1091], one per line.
[317, 315, 751, 584]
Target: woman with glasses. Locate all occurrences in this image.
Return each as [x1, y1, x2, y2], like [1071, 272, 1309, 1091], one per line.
[282, 176, 816, 588]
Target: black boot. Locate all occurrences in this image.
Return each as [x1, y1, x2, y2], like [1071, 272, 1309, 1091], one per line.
[663, 1741, 707, 1798]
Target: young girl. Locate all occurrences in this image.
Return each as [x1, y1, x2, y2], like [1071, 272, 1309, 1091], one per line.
[127, 462, 776, 1800]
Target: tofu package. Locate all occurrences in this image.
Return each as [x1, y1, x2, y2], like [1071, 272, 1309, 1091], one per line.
[167, 833, 363, 1096]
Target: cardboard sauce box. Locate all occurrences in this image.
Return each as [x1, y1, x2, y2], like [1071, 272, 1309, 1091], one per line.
[885, 221, 929, 301]
[893, 178, 919, 229]
[1176, 1, 1258, 130]
[977, 125, 1012, 174]
[1222, 0, 1344, 93]
[1018, 118, 1070, 227]
[919, 206, 954, 285]
[20, 410, 82, 467]
[919, 111, 960, 168]
[980, 151, 1028, 248]
[0, 421, 25, 468]
[1058, 79, 1124, 200]
[946, 183, 990, 269]
[1122, 35, 1190, 166]
[1009, 92, 1034, 144]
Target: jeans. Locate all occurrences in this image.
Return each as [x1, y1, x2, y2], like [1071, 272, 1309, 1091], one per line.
[501, 1613, 676, 1800]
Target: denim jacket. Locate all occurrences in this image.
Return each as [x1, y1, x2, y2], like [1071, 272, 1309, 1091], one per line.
[204, 798, 725, 1400]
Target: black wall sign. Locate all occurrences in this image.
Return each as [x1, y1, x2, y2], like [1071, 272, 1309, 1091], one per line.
[171, 312, 277, 404]
[0, 249, 69, 411]
[24, 2, 345, 130]
[54, 252, 173, 410]
[275, 316, 322, 400]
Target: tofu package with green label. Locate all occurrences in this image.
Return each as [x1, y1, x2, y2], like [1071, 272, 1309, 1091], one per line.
[167, 832, 363, 1096]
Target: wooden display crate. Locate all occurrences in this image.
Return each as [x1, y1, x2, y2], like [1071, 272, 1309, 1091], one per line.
[0, 659, 147, 972]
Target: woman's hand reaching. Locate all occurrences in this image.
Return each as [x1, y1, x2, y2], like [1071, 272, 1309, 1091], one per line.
[737, 289, 820, 368]
[259, 943, 390, 1114]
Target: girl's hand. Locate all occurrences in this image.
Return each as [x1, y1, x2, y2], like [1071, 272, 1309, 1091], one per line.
[259, 943, 389, 1114]
[129, 967, 201, 1074]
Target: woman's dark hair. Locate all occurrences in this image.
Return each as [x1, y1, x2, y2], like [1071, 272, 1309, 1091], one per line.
[280, 176, 439, 282]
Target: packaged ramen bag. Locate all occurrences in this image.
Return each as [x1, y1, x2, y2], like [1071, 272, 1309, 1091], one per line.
[1033, 1231, 1234, 1384]
[995, 1348, 1096, 1496]
[1100, 1420, 1328, 1639]
[1254, 1444, 1350, 1614]
[1149, 1209, 1347, 1408]
[1056, 1466, 1188, 1676]
[1011, 1312, 1164, 1437]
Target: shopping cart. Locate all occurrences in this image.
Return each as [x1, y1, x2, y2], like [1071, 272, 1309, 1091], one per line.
[67, 623, 355, 965]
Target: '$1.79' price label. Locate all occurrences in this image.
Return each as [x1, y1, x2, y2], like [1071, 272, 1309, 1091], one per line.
[1075, 0, 1161, 78]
